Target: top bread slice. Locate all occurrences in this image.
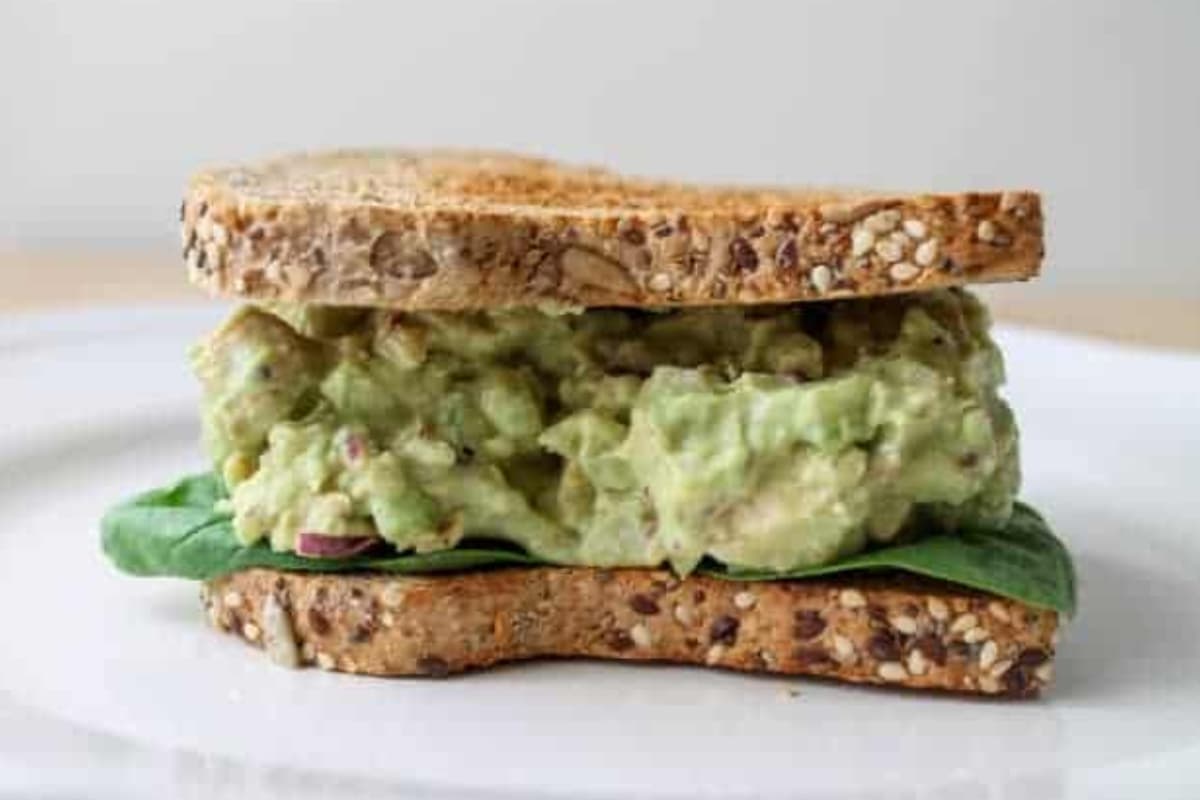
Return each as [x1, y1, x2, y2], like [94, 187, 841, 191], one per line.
[182, 150, 1044, 310]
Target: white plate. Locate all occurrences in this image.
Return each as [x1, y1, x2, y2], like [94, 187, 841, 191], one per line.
[0, 306, 1198, 800]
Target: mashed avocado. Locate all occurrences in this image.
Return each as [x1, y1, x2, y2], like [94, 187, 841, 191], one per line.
[190, 290, 1018, 573]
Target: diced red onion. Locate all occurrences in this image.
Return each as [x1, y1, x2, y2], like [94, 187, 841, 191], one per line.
[343, 434, 366, 464]
[296, 533, 379, 559]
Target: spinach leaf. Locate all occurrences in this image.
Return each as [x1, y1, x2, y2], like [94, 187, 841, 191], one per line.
[101, 473, 1075, 614]
[701, 503, 1076, 615]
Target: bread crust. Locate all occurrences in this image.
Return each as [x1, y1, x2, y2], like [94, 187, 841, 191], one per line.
[203, 567, 1059, 697]
[182, 150, 1043, 309]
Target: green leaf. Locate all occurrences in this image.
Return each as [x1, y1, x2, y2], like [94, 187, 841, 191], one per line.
[101, 474, 1076, 614]
[701, 503, 1076, 615]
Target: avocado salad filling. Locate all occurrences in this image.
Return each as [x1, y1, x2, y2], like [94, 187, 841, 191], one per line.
[189, 288, 1018, 575]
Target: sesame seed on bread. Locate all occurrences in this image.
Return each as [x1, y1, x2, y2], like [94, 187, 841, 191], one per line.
[182, 150, 1044, 310]
[204, 567, 1060, 697]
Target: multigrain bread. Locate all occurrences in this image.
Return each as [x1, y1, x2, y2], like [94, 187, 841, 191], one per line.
[182, 150, 1044, 310]
[203, 567, 1060, 698]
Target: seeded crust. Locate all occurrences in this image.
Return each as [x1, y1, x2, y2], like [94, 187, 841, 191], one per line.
[182, 150, 1044, 310]
[203, 567, 1060, 697]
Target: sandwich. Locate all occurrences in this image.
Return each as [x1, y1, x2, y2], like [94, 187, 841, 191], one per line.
[101, 150, 1075, 697]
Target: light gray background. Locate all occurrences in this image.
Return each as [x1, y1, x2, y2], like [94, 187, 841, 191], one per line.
[2, 0, 1197, 291]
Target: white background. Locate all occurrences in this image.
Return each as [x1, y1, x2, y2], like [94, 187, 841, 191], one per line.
[2, 0, 1198, 292]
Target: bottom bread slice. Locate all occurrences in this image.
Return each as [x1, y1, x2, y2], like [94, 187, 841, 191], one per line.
[202, 567, 1060, 697]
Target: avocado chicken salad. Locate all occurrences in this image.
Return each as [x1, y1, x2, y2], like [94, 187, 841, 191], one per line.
[195, 288, 1015, 573]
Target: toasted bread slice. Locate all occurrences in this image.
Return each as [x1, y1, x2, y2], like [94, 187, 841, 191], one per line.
[204, 567, 1059, 697]
[182, 150, 1043, 310]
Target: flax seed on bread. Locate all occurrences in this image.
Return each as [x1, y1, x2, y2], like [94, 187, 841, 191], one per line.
[204, 567, 1059, 697]
[182, 150, 1043, 310]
